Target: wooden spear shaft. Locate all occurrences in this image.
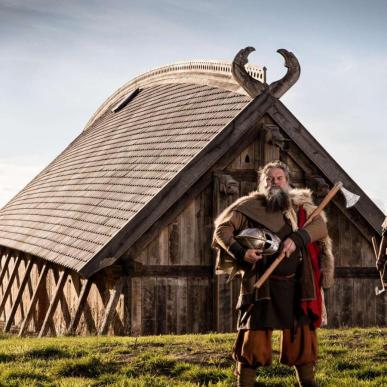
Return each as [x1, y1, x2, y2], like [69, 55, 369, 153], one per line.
[302, 181, 342, 227]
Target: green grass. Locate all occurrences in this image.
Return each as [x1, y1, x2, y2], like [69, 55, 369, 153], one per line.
[0, 328, 384, 386]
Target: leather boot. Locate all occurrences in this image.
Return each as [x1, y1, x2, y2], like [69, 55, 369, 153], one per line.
[294, 363, 317, 387]
[237, 363, 256, 387]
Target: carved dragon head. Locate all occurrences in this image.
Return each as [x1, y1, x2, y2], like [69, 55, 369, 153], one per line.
[231, 46, 300, 99]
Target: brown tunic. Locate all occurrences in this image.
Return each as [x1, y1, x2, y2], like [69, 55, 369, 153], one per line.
[213, 194, 328, 330]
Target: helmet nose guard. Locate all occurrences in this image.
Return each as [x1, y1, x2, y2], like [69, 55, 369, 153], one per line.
[235, 228, 281, 255]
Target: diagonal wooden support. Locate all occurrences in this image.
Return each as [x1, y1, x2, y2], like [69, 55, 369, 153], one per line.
[4, 258, 33, 332]
[98, 277, 125, 335]
[51, 268, 71, 331]
[67, 278, 92, 335]
[18, 263, 49, 337]
[0, 251, 12, 293]
[0, 253, 22, 319]
[96, 276, 125, 334]
[38, 269, 69, 337]
[26, 274, 38, 328]
[70, 273, 96, 334]
[0, 246, 4, 275]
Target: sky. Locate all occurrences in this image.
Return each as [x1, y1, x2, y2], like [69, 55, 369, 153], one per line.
[0, 0, 386, 213]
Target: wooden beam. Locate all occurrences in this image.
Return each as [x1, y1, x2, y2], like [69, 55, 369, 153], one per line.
[67, 278, 92, 335]
[98, 277, 125, 335]
[335, 267, 381, 278]
[4, 258, 34, 332]
[52, 268, 71, 330]
[0, 253, 22, 318]
[0, 250, 12, 293]
[70, 272, 96, 334]
[96, 278, 125, 334]
[0, 246, 5, 276]
[38, 269, 69, 337]
[18, 263, 49, 337]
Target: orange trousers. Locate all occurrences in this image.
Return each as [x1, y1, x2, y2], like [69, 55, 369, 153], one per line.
[233, 324, 317, 369]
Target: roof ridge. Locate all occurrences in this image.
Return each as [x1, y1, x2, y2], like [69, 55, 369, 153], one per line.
[84, 60, 266, 131]
[130, 60, 266, 86]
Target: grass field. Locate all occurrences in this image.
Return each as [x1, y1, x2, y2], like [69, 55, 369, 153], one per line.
[0, 327, 385, 386]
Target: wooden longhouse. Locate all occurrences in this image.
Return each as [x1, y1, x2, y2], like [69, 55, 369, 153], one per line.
[0, 49, 385, 337]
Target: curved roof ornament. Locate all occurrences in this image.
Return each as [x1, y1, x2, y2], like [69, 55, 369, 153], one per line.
[231, 47, 301, 99]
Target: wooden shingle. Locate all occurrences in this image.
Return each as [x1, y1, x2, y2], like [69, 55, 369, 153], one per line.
[0, 76, 251, 274]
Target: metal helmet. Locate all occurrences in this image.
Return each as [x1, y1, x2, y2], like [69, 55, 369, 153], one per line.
[235, 228, 281, 255]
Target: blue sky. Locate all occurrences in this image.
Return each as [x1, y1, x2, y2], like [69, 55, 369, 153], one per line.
[0, 0, 386, 213]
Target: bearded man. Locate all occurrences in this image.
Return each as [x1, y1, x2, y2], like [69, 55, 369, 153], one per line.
[212, 160, 334, 387]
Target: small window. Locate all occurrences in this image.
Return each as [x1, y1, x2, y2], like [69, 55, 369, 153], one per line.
[111, 88, 140, 113]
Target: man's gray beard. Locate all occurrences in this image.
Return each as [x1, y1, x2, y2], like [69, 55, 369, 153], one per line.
[265, 187, 291, 212]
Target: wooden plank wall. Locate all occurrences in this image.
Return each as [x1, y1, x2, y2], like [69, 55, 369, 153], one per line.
[128, 184, 214, 336]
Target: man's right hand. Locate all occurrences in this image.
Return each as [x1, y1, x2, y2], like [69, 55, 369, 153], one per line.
[244, 249, 263, 264]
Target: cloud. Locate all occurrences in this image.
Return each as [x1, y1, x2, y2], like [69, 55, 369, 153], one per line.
[0, 159, 45, 208]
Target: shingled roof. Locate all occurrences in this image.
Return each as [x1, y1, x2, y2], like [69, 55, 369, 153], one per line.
[0, 61, 264, 276]
[0, 59, 383, 278]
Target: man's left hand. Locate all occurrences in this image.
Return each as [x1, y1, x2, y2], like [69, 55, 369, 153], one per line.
[281, 238, 296, 257]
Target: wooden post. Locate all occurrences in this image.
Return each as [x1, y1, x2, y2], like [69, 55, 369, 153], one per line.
[67, 278, 92, 335]
[99, 277, 124, 335]
[70, 272, 96, 334]
[18, 263, 49, 337]
[96, 275, 125, 334]
[38, 269, 69, 337]
[0, 253, 22, 318]
[52, 268, 71, 330]
[4, 258, 34, 332]
[0, 246, 4, 277]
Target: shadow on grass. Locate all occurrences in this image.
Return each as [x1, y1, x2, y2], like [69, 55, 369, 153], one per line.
[55, 356, 117, 378]
[334, 360, 360, 371]
[24, 346, 72, 360]
[0, 352, 16, 362]
[4, 371, 50, 383]
[372, 349, 387, 361]
[324, 347, 347, 355]
[125, 354, 230, 385]
[125, 354, 180, 378]
[354, 368, 384, 380]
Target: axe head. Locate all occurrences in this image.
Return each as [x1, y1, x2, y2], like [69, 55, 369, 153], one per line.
[340, 186, 360, 208]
